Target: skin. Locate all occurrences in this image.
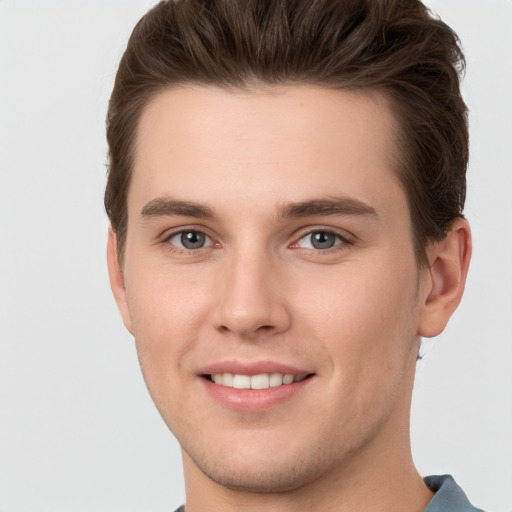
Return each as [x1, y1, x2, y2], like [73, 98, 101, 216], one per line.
[107, 85, 471, 512]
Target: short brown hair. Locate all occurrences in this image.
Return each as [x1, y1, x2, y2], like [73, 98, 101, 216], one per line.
[105, 0, 468, 265]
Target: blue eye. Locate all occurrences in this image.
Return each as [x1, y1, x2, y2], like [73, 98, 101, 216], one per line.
[297, 231, 343, 250]
[168, 230, 213, 250]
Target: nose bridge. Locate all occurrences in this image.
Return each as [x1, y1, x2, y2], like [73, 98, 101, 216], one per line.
[214, 242, 289, 338]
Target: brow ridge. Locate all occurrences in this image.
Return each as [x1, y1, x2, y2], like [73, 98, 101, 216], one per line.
[139, 195, 377, 223]
[140, 197, 216, 220]
[278, 196, 378, 220]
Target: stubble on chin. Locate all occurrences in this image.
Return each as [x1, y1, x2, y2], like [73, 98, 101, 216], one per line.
[182, 441, 333, 494]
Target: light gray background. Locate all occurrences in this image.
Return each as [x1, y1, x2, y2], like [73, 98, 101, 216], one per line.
[0, 1, 510, 511]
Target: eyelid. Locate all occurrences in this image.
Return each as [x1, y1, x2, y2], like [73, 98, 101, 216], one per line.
[289, 226, 355, 253]
[160, 224, 214, 241]
[159, 224, 354, 253]
[161, 226, 220, 253]
[291, 226, 354, 243]
[169, 231, 214, 247]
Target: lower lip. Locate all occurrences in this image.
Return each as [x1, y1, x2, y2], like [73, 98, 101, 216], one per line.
[201, 376, 313, 412]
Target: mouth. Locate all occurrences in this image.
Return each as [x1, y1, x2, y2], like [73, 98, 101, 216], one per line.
[203, 372, 313, 390]
[198, 361, 316, 411]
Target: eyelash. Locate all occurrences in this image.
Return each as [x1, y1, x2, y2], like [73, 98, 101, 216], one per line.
[290, 229, 353, 254]
[163, 229, 217, 255]
[161, 228, 354, 255]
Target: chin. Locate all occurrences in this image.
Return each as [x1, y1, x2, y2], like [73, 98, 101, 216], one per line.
[188, 448, 328, 493]
[179, 424, 344, 494]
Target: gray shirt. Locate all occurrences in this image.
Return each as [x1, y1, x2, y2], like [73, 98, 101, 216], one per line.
[424, 475, 485, 512]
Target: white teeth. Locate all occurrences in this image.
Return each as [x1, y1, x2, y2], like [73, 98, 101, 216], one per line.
[283, 374, 294, 385]
[222, 373, 234, 387]
[269, 373, 284, 387]
[210, 372, 308, 389]
[250, 374, 270, 389]
[232, 374, 251, 389]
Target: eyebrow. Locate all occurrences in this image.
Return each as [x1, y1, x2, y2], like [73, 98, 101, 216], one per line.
[139, 195, 378, 222]
[278, 196, 378, 220]
[140, 197, 216, 220]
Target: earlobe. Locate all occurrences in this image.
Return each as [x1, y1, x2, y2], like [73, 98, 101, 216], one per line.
[418, 218, 472, 338]
[106, 228, 134, 334]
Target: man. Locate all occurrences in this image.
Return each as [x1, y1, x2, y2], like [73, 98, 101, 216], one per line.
[104, 1, 481, 511]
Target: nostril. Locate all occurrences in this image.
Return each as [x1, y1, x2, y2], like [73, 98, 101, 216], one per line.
[216, 323, 276, 335]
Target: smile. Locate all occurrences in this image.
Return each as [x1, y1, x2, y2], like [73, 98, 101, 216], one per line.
[208, 373, 309, 389]
[199, 363, 315, 411]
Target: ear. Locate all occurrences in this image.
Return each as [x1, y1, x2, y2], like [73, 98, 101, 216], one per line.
[418, 218, 472, 338]
[106, 228, 134, 334]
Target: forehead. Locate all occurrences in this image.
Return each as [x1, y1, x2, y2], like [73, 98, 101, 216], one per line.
[131, 84, 404, 219]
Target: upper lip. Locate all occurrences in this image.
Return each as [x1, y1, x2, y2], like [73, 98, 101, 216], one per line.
[198, 360, 313, 377]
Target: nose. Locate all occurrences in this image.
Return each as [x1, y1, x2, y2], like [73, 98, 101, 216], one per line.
[212, 249, 291, 340]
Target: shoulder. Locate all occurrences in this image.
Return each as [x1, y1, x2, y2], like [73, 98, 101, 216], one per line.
[424, 475, 486, 512]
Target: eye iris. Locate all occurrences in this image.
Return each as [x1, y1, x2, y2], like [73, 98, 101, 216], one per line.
[311, 232, 336, 249]
[181, 231, 205, 249]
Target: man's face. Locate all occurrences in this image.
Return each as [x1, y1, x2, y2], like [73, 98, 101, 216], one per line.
[112, 85, 430, 492]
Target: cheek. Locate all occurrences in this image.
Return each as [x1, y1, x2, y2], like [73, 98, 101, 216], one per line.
[124, 270, 213, 424]
[124, 265, 212, 375]
[304, 257, 416, 328]
[296, 256, 419, 381]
